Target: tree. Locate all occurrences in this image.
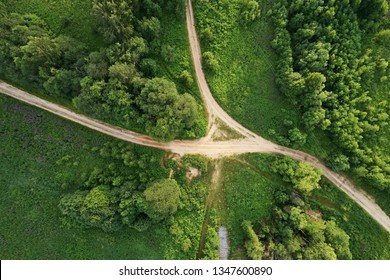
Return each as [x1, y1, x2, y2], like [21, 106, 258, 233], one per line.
[59, 185, 120, 232]
[358, 0, 389, 20]
[327, 153, 350, 171]
[143, 178, 180, 220]
[80, 186, 117, 230]
[179, 70, 193, 87]
[202, 51, 219, 73]
[325, 220, 352, 260]
[140, 17, 161, 41]
[292, 162, 322, 194]
[374, 30, 390, 47]
[161, 44, 178, 63]
[92, 0, 135, 42]
[86, 51, 109, 80]
[136, 78, 198, 140]
[43, 68, 80, 97]
[242, 220, 264, 259]
[140, 58, 158, 77]
[240, 0, 261, 23]
[108, 62, 137, 86]
[59, 190, 87, 225]
[288, 128, 307, 147]
[272, 158, 321, 195]
[14, 36, 61, 83]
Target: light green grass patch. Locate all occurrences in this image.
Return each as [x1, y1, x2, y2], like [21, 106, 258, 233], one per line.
[220, 155, 277, 255]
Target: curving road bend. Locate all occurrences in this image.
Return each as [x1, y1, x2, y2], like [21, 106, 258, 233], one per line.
[0, 0, 389, 233]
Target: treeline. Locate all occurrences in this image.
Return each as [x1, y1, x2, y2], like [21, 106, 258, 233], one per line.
[270, 0, 390, 190]
[0, 0, 204, 141]
[241, 158, 352, 260]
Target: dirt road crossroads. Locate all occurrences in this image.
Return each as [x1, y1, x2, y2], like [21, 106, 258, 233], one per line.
[0, 0, 389, 233]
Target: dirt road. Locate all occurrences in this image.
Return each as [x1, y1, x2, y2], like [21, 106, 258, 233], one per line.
[0, 1, 389, 233]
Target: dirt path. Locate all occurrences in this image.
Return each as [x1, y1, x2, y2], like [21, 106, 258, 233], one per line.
[0, 1, 389, 233]
[196, 160, 223, 259]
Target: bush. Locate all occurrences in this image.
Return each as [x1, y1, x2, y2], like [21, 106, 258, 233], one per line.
[202, 51, 219, 73]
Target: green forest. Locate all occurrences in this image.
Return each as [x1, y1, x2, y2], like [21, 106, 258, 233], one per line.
[0, 0, 389, 260]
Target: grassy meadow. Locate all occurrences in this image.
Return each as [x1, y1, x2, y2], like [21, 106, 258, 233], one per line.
[0, 95, 165, 259]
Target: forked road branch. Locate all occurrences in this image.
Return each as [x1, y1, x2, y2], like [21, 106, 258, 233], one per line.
[1, 0, 390, 233]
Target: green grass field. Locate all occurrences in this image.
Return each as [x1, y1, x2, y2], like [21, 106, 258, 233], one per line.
[218, 155, 279, 257]
[3, 0, 104, 49]
[0, 95, 165, 259]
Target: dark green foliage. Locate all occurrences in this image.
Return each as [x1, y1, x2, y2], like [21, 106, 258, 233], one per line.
[60, 186, 121, 232]
[2, 0, 104, 49]
[0, 11, 87, 97]
[358, 0, 389, 22]
[92, 0, 135, 43]
[141, 58, 158, 77]
[108, 63, 137, 86]
[179, 70, 194, 88]
[57, 139, 172, 232]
